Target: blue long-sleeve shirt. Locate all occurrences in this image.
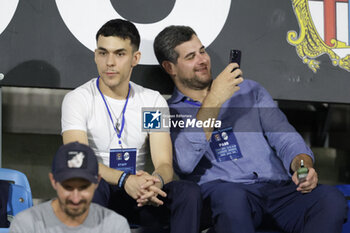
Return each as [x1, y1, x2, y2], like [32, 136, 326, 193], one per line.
[167, 79, 313, 185]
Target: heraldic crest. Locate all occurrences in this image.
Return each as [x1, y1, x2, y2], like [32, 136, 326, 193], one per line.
[287, 0, 350, 73]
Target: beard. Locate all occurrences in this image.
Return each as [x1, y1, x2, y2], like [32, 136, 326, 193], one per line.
[179, 74, 212, 90]
[59, 198, 89, 218]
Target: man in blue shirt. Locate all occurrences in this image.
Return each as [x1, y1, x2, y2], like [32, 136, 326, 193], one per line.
[153, 25, 348, 233]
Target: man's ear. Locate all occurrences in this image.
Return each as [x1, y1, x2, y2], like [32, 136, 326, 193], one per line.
[48, 173, 57, 190]
[92, 175, 102, 191]
[162, 61, 175, 76]
[131, 51, 141, 67]
[94, 49, 98, 65]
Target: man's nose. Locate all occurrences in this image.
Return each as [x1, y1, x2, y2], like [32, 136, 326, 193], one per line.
[106, 54, 115, 66]
[198, 53, 208, 64]
[70, 189, 82, 203]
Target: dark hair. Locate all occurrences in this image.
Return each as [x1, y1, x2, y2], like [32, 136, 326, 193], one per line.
[96, 19, 140, 51]
[153, 25, 196, 65]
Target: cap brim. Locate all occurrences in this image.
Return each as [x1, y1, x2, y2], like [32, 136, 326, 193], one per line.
[54, 170, 98, 184]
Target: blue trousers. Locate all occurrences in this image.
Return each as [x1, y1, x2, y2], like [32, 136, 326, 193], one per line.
[201, 180, 348, 233]
[92, 178, 202, 233]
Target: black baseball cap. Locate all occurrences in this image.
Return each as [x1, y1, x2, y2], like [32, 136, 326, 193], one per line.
[52, 142, 98, 183]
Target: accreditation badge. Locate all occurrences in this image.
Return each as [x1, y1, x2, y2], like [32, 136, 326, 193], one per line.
[210, 127, 243, 162]
[109, 148, 136, 174]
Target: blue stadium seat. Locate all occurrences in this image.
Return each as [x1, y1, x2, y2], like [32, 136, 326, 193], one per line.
[0, 168, 33, 233]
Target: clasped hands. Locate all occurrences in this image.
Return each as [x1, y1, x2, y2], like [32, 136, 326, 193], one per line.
[124, 170, 167, 207]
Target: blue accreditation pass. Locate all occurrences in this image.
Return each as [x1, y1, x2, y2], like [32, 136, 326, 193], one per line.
[109, 148, 136, 174]
[210, 127, 243, 162]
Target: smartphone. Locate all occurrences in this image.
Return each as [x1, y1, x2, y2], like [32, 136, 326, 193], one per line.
[230, 49, 241, 74]
[230, 49, 241, 66]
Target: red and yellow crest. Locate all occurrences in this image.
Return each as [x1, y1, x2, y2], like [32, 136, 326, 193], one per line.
[288, 0, 350, 72]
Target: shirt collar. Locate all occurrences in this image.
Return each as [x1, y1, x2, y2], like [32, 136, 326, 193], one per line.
[167, 87, 187, 104]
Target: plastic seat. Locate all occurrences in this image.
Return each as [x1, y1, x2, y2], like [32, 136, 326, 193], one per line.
[0, 168, 33, 232]
[0, 229, 10, 233]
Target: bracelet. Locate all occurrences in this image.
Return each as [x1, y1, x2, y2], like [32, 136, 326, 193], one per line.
[117, 172, 130, 189]
[152, 172, 164, 188]
[122, 173, 130, 189]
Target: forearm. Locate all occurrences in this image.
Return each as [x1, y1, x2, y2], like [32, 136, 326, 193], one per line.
[153, 163, 173, 186]
[149, 132, 174, 185]
[99, 163, 124, 185]
[197, 92, 223, 140]
[290, 153, 313, 173]
[196, 65, 243, 140]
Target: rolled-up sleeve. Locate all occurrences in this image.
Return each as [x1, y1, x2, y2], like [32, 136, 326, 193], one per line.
[256, 84, 314, 173]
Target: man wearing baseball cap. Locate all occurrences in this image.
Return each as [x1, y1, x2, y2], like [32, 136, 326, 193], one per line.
[9, 142, 131, 233]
